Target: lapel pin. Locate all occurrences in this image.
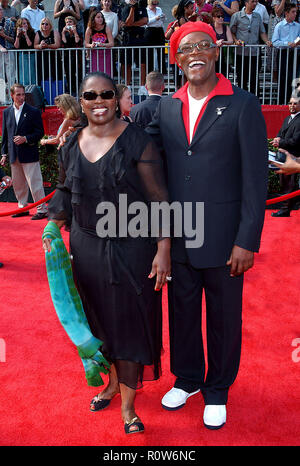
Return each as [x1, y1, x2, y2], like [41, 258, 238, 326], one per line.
[216, 107, 227, 116]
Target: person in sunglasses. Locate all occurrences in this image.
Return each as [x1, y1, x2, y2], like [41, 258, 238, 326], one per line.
[34, 18, 63, 105]
[146, 21, 268, 430]
[44, 71, 171, 435]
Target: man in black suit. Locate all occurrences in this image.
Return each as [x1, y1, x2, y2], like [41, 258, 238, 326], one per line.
[129, 71, 165, 129]
[271, 96, 300, 217]
[0, 83, 47, 219]
[146, 21, 268, 429]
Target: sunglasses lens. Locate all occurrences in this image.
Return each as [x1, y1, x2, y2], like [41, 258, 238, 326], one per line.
[82, 90, 115, 100]
[101, 90, 115, 100]
[82, 91, 97, 100]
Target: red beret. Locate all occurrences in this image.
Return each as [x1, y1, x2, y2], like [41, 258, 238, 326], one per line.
[169, 21, 217, 65]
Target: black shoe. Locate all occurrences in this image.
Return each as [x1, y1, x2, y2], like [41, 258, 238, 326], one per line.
[31, 212, 48, 220]
[271, 209, 290, 217]
[0, 262, 3, 268]
[12, 211, 30, 218]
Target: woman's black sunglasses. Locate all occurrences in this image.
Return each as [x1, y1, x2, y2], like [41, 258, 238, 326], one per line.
[81, 90, 116, 101]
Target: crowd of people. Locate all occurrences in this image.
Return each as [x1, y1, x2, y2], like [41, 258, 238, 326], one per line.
[0, 0, 300, 103]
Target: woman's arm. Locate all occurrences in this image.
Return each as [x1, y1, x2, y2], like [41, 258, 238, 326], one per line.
[48, 30, 61, 49]
[34, 31, 41, 49]
[84, 27, 93, 47]
[41, 119, 75, 145]
[274, 0, 286, 18]
[216, 0, 239, 17]
[225, 25, 233, 44]
[54, 0, 64, 18]
[71, 1, 81, 20]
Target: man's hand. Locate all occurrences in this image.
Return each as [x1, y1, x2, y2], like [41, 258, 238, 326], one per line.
[272, 149, 300, 174]
[226, 245, 254, 277]
[272, 137, 280, 147]
[0, 155, 7, 166]
[13, 135, 27, 145]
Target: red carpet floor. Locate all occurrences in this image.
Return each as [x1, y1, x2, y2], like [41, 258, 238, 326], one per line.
[0, 203, 299, 447]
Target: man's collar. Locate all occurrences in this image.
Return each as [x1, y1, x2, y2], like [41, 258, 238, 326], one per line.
[172, 73, 234, 102]
[282, 19, 297, 25]
[13, 102, 25, 112]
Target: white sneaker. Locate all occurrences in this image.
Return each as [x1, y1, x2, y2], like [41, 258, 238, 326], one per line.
[203, 405, 226, 430]
[161, 387, 200, 411]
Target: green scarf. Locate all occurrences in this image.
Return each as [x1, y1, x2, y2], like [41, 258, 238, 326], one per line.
[43, 221, 110, 386]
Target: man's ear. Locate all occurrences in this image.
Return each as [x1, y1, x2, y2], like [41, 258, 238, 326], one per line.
[214, 45, 220, 62]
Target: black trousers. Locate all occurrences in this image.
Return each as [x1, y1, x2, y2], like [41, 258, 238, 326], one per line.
[168, 261, 244, 405]
[279, 173, 299, 211]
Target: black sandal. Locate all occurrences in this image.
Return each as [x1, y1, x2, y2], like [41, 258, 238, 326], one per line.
[90, 394, 111, 412]
[124, 417, 145, 434]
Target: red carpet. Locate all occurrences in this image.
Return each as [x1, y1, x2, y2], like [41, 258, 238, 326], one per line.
[0, 203, 299, 447]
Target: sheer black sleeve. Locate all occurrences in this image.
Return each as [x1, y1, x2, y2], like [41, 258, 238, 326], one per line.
[47, 149, 72, 226]
[136, 138, 170, 240]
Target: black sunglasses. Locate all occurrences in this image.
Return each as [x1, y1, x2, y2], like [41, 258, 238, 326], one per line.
[81, 90, 115, 101]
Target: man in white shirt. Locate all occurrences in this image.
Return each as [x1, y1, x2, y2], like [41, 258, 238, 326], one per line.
[254, 1, 269, 27]
[21, 0, 45, 32]
[0, 83, 47, 219]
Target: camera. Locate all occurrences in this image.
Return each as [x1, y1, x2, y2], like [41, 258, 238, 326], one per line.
[268, 151, 287, 165]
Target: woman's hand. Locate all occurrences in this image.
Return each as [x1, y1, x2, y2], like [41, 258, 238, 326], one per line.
[148, 239, 171, 291]
[42, 220, 66, 252]
[58, 126, 77, 148]
[272, 149, 300, 175]
[43, 236, 53, 253]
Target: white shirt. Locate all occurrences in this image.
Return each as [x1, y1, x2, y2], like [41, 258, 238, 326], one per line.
[146, 6, 164, 28]
[101, 10, 119, 38]
[21, 6, 45, 32]
[188, 88, 206, 142]
[290, 112, 300, 120]
[254, 3, 269, 24]
[13, 102, 25, 125]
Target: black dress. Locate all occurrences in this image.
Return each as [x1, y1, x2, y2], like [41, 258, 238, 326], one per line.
[48, 123, 168, 389]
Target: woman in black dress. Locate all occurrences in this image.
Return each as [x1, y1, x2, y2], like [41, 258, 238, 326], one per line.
[43, 72, 171, 434]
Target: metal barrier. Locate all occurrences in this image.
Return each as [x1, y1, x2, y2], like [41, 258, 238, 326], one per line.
[0, 44, 299, 105]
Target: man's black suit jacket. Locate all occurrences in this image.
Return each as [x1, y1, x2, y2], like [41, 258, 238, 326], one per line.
[1, 102, 44, 164]
[146, 84, 268, 269]
[277, 113, 300, 157]
[129, 95, 162, 129]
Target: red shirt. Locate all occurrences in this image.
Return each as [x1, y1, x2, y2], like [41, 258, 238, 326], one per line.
[172, 73, 234, 144]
